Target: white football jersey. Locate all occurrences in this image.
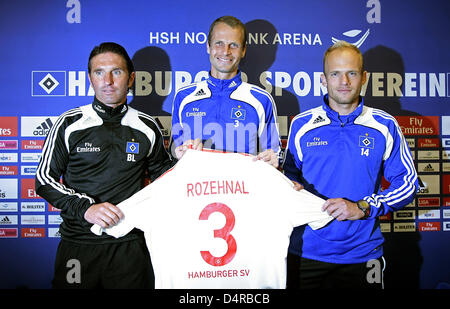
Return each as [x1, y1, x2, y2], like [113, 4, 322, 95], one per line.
[92, 150, 333, 289]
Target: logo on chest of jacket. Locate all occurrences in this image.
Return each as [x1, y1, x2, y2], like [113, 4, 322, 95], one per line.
[185, 107, 206, 117]
[231, 107, 246, 121]
[76, 142, 101, 153]
[194, 88, 207, 97]
[359, 134, 374, 157]
[306, 137, 328, 147]
[231, 106, 246, 128]
[126, 141, 139, 162]
[312, 115, 326, 124]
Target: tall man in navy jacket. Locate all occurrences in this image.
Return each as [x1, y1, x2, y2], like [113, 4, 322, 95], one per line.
[171, 16, 280, 167]
[283, 40, 418, 289]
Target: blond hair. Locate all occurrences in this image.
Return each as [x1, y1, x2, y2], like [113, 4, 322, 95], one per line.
[323, 40, 364, 73]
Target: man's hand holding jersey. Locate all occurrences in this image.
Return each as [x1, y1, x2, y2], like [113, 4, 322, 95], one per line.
[291, 181, 304, 191]
[289, 180, 367, 221]
[175, 138, 203, 159]
[289, 186, 366, 221]
[321, 198, 366, 221]
[254, 149, 279, 168]
[84, 202, 124, 228]
[285, 189, 367, 221]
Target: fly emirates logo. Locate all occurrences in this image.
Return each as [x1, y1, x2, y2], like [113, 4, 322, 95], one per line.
[76, 142, 100, 153]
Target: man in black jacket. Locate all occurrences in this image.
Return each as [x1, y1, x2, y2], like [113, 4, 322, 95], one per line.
[36, 42, 181, 288]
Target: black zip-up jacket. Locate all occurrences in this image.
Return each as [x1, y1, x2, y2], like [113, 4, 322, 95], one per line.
[35, 99, 174, 243]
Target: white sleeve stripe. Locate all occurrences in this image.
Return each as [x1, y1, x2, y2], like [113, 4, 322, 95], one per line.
[121, 109, 157, 156]
[171, 83, 198, 128]
[175, 82, 197, 94]
[367, 111, 417, 208]
[172, 83, 197, 116]
[249, 86, 278, 117]
[249, 86, 281, 152]
[229, 83, 267, 138]
[136, 111, 169, 156]
[369, 138, 417, 207]
[283, 110, 311, 160]
[178, 81, 211, 125]
[249, 86, 280, 126]
[293, 108, 327, 162]
[36, 108, 80, 186]
[36, 108, 95, 204]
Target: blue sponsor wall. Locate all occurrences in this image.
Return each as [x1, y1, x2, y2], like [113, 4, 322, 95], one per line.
[0, 0, 449, 289]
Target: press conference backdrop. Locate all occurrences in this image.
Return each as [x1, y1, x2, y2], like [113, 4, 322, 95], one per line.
[0, 0, 449, 289]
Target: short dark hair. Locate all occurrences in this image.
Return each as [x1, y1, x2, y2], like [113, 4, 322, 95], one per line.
[207, 16, 247, 48]
[88, 42, 134, 76]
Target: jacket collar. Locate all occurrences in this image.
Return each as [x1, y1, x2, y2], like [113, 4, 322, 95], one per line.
[207, 71, 243, 91]
[322, 94, 364, 124]
[92, 97, 128, 121]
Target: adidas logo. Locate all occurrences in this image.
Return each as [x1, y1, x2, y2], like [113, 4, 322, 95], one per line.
[33, 118, 54, 136]
[312, 115, 325, 124]
[36, 118, 54, 130]
[423, 164, 434, 172]
[1, 216, 12, 224]
[194, 89, 206, 96]
[229, 81, 237, 88]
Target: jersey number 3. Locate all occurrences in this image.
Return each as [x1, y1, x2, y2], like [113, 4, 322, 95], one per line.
[199, 202, 237, 267]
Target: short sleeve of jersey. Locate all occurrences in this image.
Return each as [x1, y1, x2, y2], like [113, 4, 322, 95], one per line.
[267, 163, 333, 230]
[287, 188, 333, 230]
[100, 185, 156, 238]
